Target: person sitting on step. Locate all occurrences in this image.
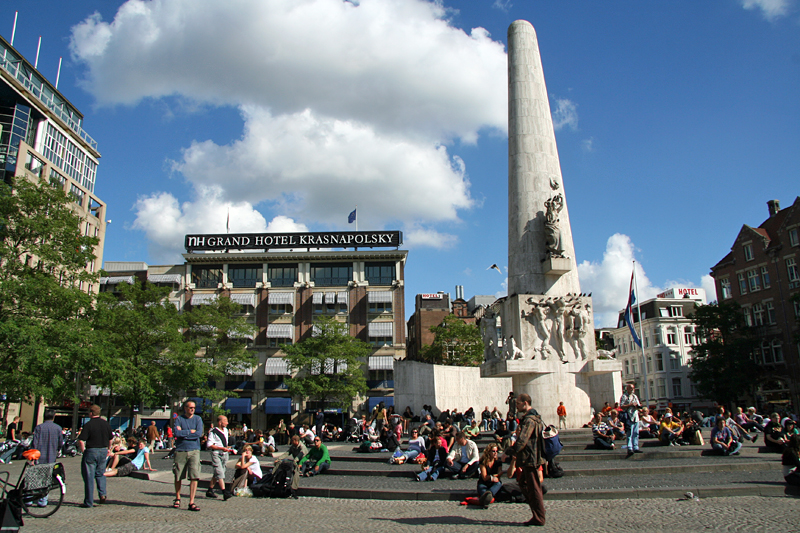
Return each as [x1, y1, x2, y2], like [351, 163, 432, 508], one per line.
[591, 413, 615, 450]
[658, 410, 683, 446]
[442, 432, 480, 480]
[710, 416, 741, 456]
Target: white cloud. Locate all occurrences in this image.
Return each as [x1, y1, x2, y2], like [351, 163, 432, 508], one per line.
[492, 0, 513, 12]
[740, 0, 793, 21]
[581, 137, 594, 152]
[551, 98, 579, 131]
[69, 0, 507, 141]
[701, 274, 718, 303]
[71, 0, 508, 258]
[403, 226, 459, 249]
[131, 186, 307, 262]
[173, 107, 474, 227]
[578, 234, 714, 327]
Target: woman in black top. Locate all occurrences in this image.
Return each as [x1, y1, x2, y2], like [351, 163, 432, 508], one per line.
[477, 443, 504, 507]
[781, 434, 800, 486]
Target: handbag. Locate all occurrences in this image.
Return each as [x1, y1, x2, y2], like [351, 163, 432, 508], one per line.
[542, 425, 563, 461]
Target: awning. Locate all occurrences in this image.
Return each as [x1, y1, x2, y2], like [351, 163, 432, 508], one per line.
[368, 322, 393, 337]
[369, 356, 394, 371]
[229, 293, 256, 307]
[324, 358, 348, 374]
[367, 291, 393, 303]
[226, 361, 254, 375]
[312, 292, 324, 304]
[191, 293, 218, 305]
[228, 328, 255, 340]
[268, 292, 294, 305]
[267, 323, 293, 339]
[264, 397, 292, 415]
[99, 276, 134, 285]
[188, 398, 212, 413]
[148, 274, 182, 284]
[324, 291, 337, 303]
[225, 397, 252, 414]
[338, 291, 349, 305]
[264, 358, 290, 375]
[367, 396, 394, 411]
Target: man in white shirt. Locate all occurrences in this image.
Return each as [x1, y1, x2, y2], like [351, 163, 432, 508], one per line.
[442, 432, 480, 479]
[619, 382, 641, 456]
[206, 415, 235, 500]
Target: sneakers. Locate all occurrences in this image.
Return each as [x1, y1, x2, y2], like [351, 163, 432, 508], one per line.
[222, 491, 232, 501]
[752, 434, 759, 444]
[479, 491, 494, 508]
[206, 489, 218, 499]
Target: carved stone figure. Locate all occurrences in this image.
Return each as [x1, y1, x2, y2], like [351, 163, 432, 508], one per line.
[597, 349, 617, 360]
[504, 335, 525, 360]
[480, 309, 500, 362]
[548, 298, 568, 362]
[544, 193, 566, 258]
[524, 302, 550, 360]
[570, 303, 592, 360]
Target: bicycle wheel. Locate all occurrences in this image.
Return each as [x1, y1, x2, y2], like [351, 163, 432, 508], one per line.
[20, 475, 64, 518]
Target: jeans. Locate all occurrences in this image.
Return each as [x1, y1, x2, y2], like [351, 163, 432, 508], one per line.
[594, 436, 614, 450]
[82, 447, 108, 506]
[507, 419, 517, 432]
[482, 419, 492, 431]
[301, 461, 329, 477]
[442, 461, 479, 479]
[477, 480, 503, 498]
[491, 419, 498, 431]
[626, 421, 640, 451]
[401, 449, 420, 462]
[712, 441, 742, 455]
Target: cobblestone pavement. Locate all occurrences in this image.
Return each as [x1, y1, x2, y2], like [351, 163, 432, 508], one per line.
[5, 457, 799, 532]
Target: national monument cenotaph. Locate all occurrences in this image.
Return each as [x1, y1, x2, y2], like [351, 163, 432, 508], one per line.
[480, 20, 622, 428]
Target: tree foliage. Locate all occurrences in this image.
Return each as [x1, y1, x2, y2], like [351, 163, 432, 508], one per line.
[419, 315, 483, 367]
[0, 176, 99, 402]
[282, 317, 370, 410]
[93, 285, 257, 422]
[688, 301, 762, 407]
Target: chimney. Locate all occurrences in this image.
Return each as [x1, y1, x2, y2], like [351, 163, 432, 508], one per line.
[767, 200, 780, 217]
[455, 285, 464, 300]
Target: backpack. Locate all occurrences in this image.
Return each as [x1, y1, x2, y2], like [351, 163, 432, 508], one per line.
[252, 458, 294, 498]
[542, 425, 563, 461]
[544, 458, 564, 478]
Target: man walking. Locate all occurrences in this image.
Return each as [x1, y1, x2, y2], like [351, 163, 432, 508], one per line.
[619, 382, 642, 456]
[206, 414, 234, 500]
[146, 421, 160, 452]
[172, 400, 203, 511]
[556, 402, 567, 430]
[77, 405, 113, 508]
[32, 409, 63, 507]
[506, 393, 546, 527]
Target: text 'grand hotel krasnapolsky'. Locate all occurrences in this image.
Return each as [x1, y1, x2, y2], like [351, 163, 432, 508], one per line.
[185, 231, 403, 252]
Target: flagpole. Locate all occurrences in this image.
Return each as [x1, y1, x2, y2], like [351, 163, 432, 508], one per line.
[355, 205, 358, 232]
[633, 260, 650, 406]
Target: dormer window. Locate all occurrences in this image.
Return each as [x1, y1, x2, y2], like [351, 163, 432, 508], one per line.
[743, 243, 754, 261]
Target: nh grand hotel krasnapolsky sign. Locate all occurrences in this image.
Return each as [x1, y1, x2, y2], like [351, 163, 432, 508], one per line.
[185, 231, 403, 252]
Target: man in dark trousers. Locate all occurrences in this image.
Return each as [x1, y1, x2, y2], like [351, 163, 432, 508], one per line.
[506, 393, 546, 527]
[77, 404, 113, 508]
[314, 408, 325, 439]
[32, 409, 63, 507]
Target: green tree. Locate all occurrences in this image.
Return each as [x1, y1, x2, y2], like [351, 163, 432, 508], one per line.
[688, 301, 762, 408]
[94, 285, 258, 428]
[0, 176, 99, 415]
[282, 317, 370, 411]
[184, 295, 258, 409]
[420, 315, 483, 366]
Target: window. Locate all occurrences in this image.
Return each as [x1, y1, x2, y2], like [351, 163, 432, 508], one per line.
[669, 353, 680, 370]
[794, 299, 800, 319]
[738, 273, 747, 295]
[268, 338, 292, 348]
[764, 303, 775, 325]
[666, 332, 677, 345]
[268, 264, 297, 287]
[656, 378, 667, 398]
[669, 306, 683, 318]
[646, 356, 652, 373]
[772, 340, 784, 363]
[787, 258, 799, 284]
[632, 359, 638, 375]
[752, 303, 764, 326]
[720, 278, 732, 299]
[684, 328, 695, 345]
[371, 336, 393, 347]
[625, 359, 630, 375]
[644, 335, 649, 348]
[655, 330, 662, 345]
[656, 353, 665, 371]
[269, 304, 293, 315]
[743, 307, 753, 327]
[648, 380, 655, 399]
[228, 264, 261, 288]
[192, 265, 222, 288]
[761, 267, 770, 288]
[310, 263, 352, 286]
[743, 244, 754, 261]
[368, 369, 393, 384]
[369, 301, 393, 314]
[747, 270, 760, 292]
[364, 262, 395, 285]
[672, 378, 683, 397]
[789, 228, 799, 247]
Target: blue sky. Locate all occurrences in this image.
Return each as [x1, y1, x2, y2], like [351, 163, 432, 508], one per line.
[2, 0, 798, 326]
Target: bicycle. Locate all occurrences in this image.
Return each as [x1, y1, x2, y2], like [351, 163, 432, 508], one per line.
[0, 449, 65, 519]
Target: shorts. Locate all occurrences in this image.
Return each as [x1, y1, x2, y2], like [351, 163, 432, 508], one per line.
[210, 451, 228, 480]
[173, 450, 202, 481]
[116, 462, 139, 477]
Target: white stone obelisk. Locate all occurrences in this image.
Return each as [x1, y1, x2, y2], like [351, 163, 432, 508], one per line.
[481, 20, 621, 428]
[508, 20, 579, 298]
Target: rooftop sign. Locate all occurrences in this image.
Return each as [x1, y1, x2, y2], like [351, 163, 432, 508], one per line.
[185, 231, 402, 252]
[656, 287, 706, 302]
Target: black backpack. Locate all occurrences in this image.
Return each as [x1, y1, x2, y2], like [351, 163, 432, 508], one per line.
[252, 458, 295, 498]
